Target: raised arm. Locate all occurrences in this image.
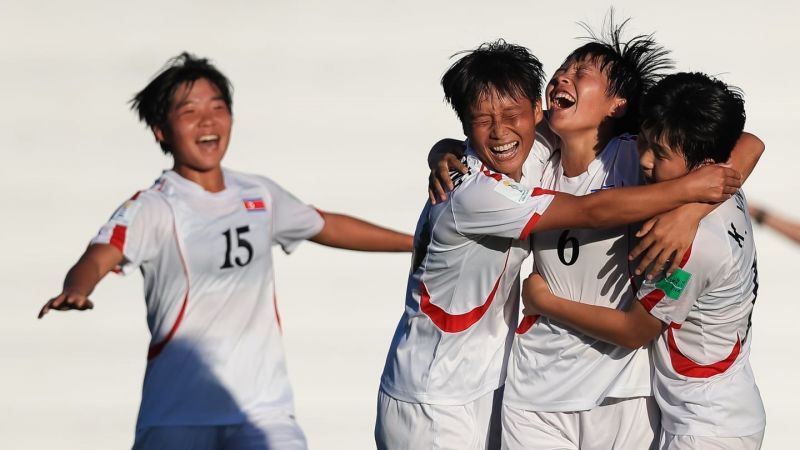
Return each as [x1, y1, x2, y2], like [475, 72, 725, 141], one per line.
[310, 211, 413, 252]
[630, 132, 765, 278]
[522, 273, 663, 349]
[531, 163, 741, 232]
[38, 244, 124, 318]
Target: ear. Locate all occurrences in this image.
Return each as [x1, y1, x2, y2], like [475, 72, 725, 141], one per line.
[534, 100, 544, 124]
[152, 125, 166, 143]
[608, 98, 628, 119]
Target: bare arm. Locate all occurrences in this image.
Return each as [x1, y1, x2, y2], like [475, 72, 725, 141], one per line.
[630, 132, 765, 278]
[750, 203, 800, 244]
[531, 163, 741, 232]
[310, 211, 413, 252]
[39, 244, 124, 318]
[522, 273, 664, 349]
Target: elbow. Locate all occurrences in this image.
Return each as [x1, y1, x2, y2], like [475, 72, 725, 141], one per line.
[585, 207, 614, 229]
[616, 331, 651, 350]
[742, 132, 765, 158]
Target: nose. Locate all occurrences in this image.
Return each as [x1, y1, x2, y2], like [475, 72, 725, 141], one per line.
[489, 117, 507, 139]
[639, 148, 654, 172]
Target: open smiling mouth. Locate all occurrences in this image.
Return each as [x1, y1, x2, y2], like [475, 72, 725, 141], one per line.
[197, 134, 220, 148]
[490, 141, 519, 158]
[551, 91, 576, 109]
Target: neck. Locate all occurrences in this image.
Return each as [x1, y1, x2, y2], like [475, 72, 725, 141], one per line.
[555, 123, 616, 177]
[173, 165, 226, 192]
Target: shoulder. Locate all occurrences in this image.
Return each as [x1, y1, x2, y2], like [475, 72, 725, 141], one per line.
[451, 160, 533, 214]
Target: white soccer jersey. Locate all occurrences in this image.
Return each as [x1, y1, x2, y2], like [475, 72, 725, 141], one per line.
[380, 142, 555, 405]
[91, 168, 324, 431]
[505, 134, 653, 412]
[638, 190, 765, 437]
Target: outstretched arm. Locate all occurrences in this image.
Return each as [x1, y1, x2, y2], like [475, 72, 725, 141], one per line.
[310, 211, 413, 252]
[39, 244, 124, 318]
[750, 202, 800, 244]
[522, 273, 663, 349]
[630, 132, 765, 278]
[531, 163, 741, 232]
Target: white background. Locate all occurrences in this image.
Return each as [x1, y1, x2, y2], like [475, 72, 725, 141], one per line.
[2, 1, 797, 448]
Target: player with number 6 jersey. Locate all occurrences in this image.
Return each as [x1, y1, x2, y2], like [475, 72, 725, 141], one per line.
[521, 72, 766, 449]
[377, 40, 742, 450]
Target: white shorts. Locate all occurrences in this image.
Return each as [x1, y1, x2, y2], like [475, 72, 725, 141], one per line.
[132, 410, 307, 450]
[501, 396, 660, 450]
[660, 429, 764, 450]
[375, 387, 503, 450]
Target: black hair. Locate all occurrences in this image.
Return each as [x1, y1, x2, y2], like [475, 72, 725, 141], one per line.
[641, 72, 745, 169]
[441, 39, 546, 124]
[561, 14, 674, 134]
[130, 52, 233, 154]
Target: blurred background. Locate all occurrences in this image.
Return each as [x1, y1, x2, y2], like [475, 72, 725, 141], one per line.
[2, 0, 797, 448]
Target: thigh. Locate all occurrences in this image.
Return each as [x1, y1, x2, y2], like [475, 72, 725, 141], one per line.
[501, 404, 579, 450]
[660, 430, 765, 450]
[580, 397, 660, 450]
[225, 411, 307, 450]
[133, 425, 223, 450]
[375, 389, 498, 450]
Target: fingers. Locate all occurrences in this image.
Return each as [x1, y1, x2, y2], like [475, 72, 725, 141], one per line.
[645, 247, 677, 280]
[452, 157, 468, 175]
[635, 218, 656, 239]
[38, 293, 93, 319]
[629, 231, 655, 261]
[428, 172, 447, 204]
[665, 255, 682, 278]
[437, 159, 455, 192]
[38, 293, 66, 319]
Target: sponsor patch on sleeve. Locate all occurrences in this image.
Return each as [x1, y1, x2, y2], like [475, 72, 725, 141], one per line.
[655, 268, 692, 300]
[110, 200, 142, 226]
[493, 179, 531, 204]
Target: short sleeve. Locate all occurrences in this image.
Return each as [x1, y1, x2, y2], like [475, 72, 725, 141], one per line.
[451, 170, 555, 240]
[637, 243, 720, 326]
[519, 137, 555, 188]
[263, 179, 325, 254]
[90, 192, 172, 275]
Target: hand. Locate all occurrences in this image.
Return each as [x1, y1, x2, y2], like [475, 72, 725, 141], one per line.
[428, 153, 467, 205]
[521, 273, 550, 316]
[683, 164, 742, 203]
[38, 291, 94, 319]
[629, 206, 702, 279]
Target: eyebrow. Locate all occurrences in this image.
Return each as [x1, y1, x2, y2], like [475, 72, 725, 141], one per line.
[172, 94, 225, 111]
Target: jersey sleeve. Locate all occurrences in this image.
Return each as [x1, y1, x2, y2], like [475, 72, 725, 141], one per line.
[90, 191, 172, 275]
[451, 171, 555, 240]
[521, 138, 555, 186]
[263, 179, 325, 254]
[637, 240, 723, 326]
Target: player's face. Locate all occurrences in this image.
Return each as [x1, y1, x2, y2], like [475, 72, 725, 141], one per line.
[545, 56, 625, 138]
[155, 78, 232, 175]
[637, 129, 689, 183]
[465, 90, 542, 181]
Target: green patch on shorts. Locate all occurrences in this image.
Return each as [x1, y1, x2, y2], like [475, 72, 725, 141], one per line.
[656, 268, 692, 300]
